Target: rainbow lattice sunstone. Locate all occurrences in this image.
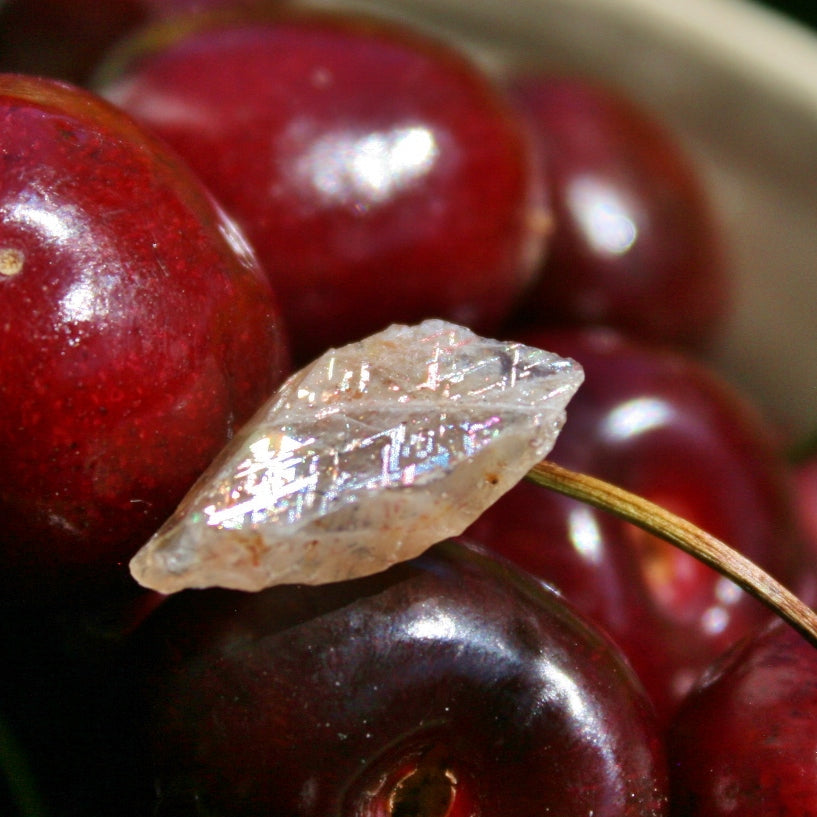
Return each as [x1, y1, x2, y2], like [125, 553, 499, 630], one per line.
[130, 319, 584, 592]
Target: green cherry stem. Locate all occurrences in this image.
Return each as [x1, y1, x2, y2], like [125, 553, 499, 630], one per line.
[525, 459, 817, 647]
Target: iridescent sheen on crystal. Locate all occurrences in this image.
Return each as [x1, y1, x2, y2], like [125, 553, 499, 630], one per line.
[129, 320, 584, 592]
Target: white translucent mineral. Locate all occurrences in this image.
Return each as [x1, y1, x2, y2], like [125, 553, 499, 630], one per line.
[129, 319, 584, 592]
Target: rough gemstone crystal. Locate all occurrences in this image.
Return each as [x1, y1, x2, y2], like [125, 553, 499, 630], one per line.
[129, 320, 584, 592]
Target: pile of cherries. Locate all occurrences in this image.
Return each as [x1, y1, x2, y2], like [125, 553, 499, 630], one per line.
[2, 2, 817, 816]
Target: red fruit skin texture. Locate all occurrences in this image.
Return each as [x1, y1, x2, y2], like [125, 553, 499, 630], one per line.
[130, 540, 669, 817]
[0, 75, 289, 599]
[466, 328, 800, 726]
[98, 10, 547, 362]
[507, 76, 727, 350]
[668, 619, 817, 816]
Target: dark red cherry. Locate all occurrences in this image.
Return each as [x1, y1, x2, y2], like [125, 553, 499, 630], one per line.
[794, 454, 817, 553]
[668, 619, 817, 816]
[98, 10, 548, 362]
[130, 540, 668, 816]
[0, 75, 289, 600]
[466, 328, 799, 724]
[506, 76, 727, 349]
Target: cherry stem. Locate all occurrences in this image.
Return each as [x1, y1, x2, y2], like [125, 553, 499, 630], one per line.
[525, 459, 817, 647]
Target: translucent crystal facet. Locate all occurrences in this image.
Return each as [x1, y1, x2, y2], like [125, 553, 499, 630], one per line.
[130, 320, 584, 592]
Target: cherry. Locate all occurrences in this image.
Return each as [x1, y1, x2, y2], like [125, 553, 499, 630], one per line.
[667, 618, 817, 816]
[794, 453, 817, 552]
[129, 540, 669, 816]
[97, 9, 548, 362]
[0, 6, 809, 816]
[505, 76, 727, 350]
[466, 328, 799, 724]
[0, 75, 290, 601]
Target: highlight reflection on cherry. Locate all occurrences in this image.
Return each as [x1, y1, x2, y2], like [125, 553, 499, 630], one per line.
[131, 541, 668, 816]
[507, 76, 727, 349]
[466, 328, 799, 724]
[0, 74, 289, 600]
[100, 10, 547, 362]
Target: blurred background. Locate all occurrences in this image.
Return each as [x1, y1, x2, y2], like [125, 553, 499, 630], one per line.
[760, 0, 817, 28]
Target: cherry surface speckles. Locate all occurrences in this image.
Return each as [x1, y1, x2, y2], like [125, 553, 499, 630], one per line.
[0, 75, 289, 598]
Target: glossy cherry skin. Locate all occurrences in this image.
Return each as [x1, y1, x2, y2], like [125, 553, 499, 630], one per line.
[98, 10, 548, 362]
[506, 76, 727, 350]
[0, 75, 289, 600]
[466, 328, 799, 725]
[668, 619, 817, 816]
[130, 540, 668, 816]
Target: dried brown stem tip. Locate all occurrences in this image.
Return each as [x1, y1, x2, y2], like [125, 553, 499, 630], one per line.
[525, 459, 817, 647]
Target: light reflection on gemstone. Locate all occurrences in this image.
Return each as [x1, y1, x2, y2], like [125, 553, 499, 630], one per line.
[130, 319, 584, 593]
